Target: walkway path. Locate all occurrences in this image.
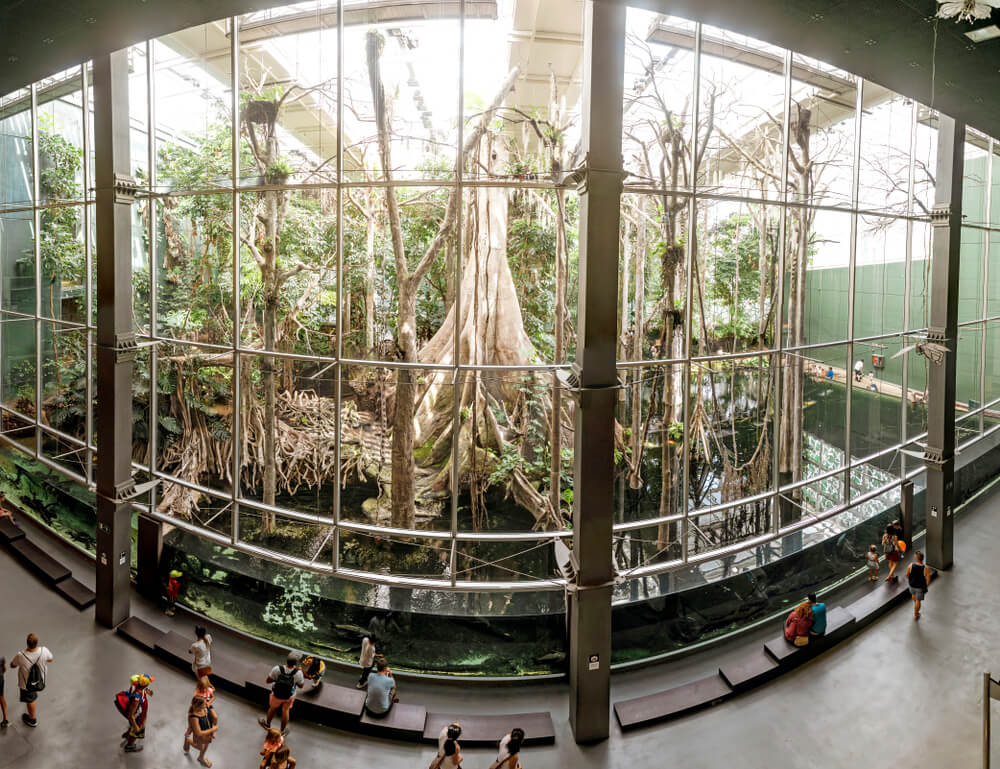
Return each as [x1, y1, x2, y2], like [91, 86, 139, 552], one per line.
[0, 483, 998, 768]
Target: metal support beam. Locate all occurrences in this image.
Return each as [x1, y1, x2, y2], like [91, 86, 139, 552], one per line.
[94, 50, 135, 628]
[566, 0, 625, 745]
[923, 115, 964, 571]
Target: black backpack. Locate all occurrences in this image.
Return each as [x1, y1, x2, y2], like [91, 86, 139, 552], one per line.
[272, 666, 296, 699]
[24, 652, 45, 693]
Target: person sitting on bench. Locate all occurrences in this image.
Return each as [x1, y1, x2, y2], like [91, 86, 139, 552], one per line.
[784, 602, 813, 646]
[807, 593, 827, 636]
[363, 659, 396, 718]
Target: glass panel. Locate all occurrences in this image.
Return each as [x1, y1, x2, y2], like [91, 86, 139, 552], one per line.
[618, 193, 690, 362]
[337, 528, 446, 578]
[40, 429, 88, 480]
[693, 200, 777, 355]
[797, 207, 852, 345]
[849, 336, 905, 460]
[801, 343, 848, 481]
[338, 186, 449, 362]
[0, 210, 35, 313]
[697, 25, 787, 200]
[156, 193, 234, 345]
[622, 12, 696, 191]
[613, 524, 682, 572]
[153, 26, 234, 192]
[986, 321, 1000, 408]
[958, 227, 985, 324]
[462, 187, 578, 364]
[689, 355, 773, 511]
[913, 105, 938, 216]
[40, 320, 88, 442]
[1, 314, 35, 418]
[455, 539, 557, 583]
[908, 220, 931, 332]
[858, 89, 912, 214]
[963, 131, 989, 227]
[0, 89, 33, 210]
[36, 65, 85, 205]
[39, 206, 85, 321]
[687, 498, 774, 559]
[238, 3, 338, 188]
[955, 323, 983, 420]
[129, 45, 150, 183]
[239, 507, 327, 561]
[344, 3, 460, 181]
[156, 341, 234, 505]
[789, 54, 858, 208]
[854, 215, 907, 337]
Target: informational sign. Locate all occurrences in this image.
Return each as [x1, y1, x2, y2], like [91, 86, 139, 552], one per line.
[931, 505, 938, 518]
[588, 654, 600, 671]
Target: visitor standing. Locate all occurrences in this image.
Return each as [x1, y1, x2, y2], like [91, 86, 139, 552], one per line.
[438, 722, 462, 757]
[10, 633, 53, 727]
[882, 525, 901, 581]
[490, 727, 525, 769]
[166, 569, 183, 616]
[189, 626, 213, 687]
[363, 658, 396, 717]
[183, 694, 218, 767]
[854, 360, 864, 381]
[906, 551, 931, 621]
[259, 652, 304, 733]
[356, 636, 376, 688]
[0, 654, 8, 727]
[117, 673, 153, 753]
[826, 366, 835, 381]
[865, 544, 880, 581]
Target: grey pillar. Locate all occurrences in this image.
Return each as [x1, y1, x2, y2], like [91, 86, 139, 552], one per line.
[94, 50, 136, 628]
[923, 115, 963, 571]
[567, 0, 625, 745]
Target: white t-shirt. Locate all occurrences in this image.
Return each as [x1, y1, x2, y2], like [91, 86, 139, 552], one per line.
[190, 635, 213, 668]
[12, 647, 53, 690]
[495, 735, 521, 768]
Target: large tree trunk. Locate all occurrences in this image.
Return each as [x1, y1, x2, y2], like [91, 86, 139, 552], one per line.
[364, 190, 377, 353]
[548, 190, 568, 516]
[629, 205, 646, 490]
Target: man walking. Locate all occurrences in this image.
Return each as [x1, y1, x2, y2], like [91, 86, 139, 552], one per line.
[10, 633, 53, 727]
[259, 652, 304, 734]
[906, 551, 931, 620]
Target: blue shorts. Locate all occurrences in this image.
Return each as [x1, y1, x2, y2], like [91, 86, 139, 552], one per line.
[909, 587, 926, 601]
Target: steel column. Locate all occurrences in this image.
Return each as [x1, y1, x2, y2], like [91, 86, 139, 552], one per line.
[93, 50, 135, 628]
[923, 115, 964, 571]
[566, 0, 625, 745]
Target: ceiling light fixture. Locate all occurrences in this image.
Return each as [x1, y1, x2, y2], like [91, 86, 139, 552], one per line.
[937, 1, 1000, 22]
[965, 23, 1000, 41]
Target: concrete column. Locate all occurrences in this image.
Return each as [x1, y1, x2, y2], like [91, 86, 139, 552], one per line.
[94, 50, 136, 628]
[566, 0, 625, 745]
[923, 115, 964, 571]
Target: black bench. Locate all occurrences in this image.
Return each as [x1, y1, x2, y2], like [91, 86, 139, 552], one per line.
[0, 517, 24, 543]
[359, 702, 427, 741]
[847, 574, 925, 622]
[614, 674, 733, 730]
[719, 648, 779, 691]
[116, 616, 167, 652]
[207, 656, 253, 697]
[9, 538, 71, 585]
[294, 681, 366, 727]
[423, 712, 556, 746]
[154, 629, 196, 670]
[54, 577, 96, 609]
[764, 605, 857, 665]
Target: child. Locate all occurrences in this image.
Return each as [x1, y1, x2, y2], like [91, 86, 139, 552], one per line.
[166, 570, 183, 616]
[300, 655, 325, 688]
[271, 745, 296, 769]
[865, 544, 879, 581]
[260, 727, 284, 769]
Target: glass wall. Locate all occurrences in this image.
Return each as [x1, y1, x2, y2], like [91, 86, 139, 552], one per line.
[1, 1, 999, 674]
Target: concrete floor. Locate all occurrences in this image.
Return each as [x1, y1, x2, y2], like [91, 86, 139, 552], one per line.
[1, 485, 999, 769]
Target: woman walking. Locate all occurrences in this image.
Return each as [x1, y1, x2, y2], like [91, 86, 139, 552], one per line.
[882, 525, 901, 581]
[184, 694, 218, 767]
[189, 626, 213, 688]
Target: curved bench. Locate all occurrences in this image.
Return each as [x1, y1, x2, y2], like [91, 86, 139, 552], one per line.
[117, 615, 554, 745]
[615, 569, 935, 731]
